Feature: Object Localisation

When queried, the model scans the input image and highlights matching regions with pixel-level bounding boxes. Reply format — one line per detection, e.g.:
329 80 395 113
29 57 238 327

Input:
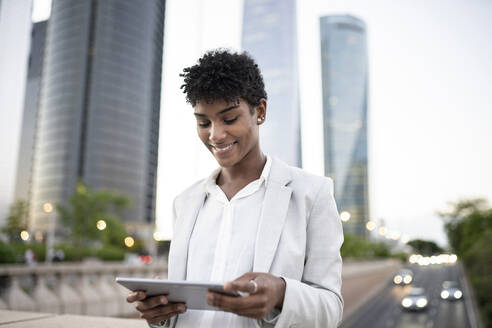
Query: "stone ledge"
0 310 146 328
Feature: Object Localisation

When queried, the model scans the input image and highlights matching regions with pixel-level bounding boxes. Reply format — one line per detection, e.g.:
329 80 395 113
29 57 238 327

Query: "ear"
255 98 267 125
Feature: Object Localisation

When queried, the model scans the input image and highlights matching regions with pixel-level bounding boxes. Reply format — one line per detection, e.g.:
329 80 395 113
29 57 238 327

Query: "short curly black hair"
180 49 267 108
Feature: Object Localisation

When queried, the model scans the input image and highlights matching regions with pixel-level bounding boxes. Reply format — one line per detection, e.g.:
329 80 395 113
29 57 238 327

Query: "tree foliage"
57 181 132 248
407 239 444 256
440 198 492 326
341 233 391 259
1 199 29 242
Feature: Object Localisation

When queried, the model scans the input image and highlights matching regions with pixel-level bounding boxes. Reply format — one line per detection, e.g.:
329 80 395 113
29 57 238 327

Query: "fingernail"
161 296 167 304
179 305 186 312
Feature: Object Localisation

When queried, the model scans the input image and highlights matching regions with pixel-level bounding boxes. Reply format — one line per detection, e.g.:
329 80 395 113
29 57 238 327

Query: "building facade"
14 20 47 204
241 0 302 167
29 0 165 232
320 15 369 236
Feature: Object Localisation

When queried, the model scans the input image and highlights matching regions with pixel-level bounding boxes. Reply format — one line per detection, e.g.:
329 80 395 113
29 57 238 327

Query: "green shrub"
95 245 125 261
341 233 392 259
10 242 46 262
0 241 17 263
391 251 408 263
54 243 92 261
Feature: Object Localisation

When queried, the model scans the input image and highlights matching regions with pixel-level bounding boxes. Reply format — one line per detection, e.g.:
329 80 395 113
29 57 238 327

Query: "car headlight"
416 298 428 308
394 275 403 284
454 290 462 299
403 275 412 284
402 298 412 308
441 290 449 299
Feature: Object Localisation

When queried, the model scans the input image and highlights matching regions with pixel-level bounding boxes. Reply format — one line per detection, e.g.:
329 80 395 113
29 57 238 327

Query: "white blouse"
177 156 272 328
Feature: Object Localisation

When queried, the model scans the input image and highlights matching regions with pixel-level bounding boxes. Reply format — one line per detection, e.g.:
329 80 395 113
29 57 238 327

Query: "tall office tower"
241 0 302 167
14 21 47 205
320 15 369 236
29 0 165 233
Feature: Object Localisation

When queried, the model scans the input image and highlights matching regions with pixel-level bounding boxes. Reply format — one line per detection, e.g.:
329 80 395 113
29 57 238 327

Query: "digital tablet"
116 277 240 311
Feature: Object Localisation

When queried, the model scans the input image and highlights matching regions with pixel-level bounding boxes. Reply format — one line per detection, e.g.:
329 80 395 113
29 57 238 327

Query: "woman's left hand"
206 272 286 319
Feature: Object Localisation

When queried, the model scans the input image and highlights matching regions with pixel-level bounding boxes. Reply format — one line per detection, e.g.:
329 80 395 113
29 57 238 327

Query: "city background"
0 0 491 327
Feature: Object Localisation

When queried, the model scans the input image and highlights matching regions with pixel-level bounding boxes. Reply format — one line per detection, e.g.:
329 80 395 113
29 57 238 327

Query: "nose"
209 122 227 143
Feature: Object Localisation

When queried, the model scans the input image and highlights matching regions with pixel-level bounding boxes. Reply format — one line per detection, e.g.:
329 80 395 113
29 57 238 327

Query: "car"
393 269 413 285
440 281 463 301
401 287 429 311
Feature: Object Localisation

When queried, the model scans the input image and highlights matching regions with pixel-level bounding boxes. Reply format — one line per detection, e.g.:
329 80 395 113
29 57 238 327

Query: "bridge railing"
0 261 168 317
0 259 401 322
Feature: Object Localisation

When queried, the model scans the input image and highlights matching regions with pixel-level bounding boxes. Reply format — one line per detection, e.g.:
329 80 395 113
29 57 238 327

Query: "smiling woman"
193 98 265 176
126 49 344 328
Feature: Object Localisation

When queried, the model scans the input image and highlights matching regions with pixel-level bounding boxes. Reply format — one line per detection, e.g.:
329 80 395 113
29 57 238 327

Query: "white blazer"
167 158 344 328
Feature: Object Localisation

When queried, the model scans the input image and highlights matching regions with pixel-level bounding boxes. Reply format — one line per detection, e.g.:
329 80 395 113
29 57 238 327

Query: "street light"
153 231 165 241
124 236 135 248
340 211 351 222
44 202 55 263
365 221 376 231
96 220 107 231
34 231 43 242
20 230 29 241
378 226 387 236
43 202 53 213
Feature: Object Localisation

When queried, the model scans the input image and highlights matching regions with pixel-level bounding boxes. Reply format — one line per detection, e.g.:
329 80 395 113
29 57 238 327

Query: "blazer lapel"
253 158 293 273
168 190 206 280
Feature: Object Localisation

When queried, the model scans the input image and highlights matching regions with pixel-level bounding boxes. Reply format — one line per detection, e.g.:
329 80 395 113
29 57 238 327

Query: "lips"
211 142 237 156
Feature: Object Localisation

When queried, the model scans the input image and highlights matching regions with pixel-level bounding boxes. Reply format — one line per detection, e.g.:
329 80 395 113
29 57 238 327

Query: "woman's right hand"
127 291 187 325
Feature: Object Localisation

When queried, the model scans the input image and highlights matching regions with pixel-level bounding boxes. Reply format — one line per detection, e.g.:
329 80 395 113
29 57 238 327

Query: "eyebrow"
194 105 239 117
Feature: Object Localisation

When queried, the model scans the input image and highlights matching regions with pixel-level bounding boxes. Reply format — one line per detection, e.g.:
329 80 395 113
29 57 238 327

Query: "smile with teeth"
211 142 236 155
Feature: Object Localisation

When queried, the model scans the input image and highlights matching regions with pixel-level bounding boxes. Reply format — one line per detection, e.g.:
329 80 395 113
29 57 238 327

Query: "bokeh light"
20 230 29 241
124 236 135 248
340 211 351 222
43 202 53 213
96 220 107 230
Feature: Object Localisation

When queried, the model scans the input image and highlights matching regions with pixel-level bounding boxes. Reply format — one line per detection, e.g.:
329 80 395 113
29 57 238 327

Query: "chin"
212 152 242 168
214 157 237 168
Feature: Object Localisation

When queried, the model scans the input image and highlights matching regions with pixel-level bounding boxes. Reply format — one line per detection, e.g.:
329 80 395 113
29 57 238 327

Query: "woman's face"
194 98 265 168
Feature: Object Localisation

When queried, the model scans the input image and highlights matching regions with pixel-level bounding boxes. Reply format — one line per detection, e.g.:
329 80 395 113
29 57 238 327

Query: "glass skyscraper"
29 0 165 232
320 15 369 236
14 21 47 204
241 0 301 167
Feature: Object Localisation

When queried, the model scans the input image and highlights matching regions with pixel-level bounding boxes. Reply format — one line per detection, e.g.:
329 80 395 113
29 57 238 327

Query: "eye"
198 121 210 128
224 116 239 124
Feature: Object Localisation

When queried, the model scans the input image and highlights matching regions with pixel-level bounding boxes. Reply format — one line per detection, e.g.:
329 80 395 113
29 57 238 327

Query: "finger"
127 291 146 303
223 272 257 292
207 291 265 311
140 303 186 320
225 278 259 294
135 295 169 311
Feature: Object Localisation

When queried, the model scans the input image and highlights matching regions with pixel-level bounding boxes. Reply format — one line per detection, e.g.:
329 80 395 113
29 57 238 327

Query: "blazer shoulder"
288 166 334 194
174 178 206 203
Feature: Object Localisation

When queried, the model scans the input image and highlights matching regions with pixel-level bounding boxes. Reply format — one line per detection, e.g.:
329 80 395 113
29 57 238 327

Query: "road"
340 263 470 328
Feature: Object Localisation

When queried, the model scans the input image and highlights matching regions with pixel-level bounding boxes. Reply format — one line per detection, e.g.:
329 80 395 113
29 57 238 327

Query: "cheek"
197 129 209 145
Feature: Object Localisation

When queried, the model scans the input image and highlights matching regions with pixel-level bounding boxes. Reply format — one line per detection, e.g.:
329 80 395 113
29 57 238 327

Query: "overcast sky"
1 0 491 246
157 0 492 246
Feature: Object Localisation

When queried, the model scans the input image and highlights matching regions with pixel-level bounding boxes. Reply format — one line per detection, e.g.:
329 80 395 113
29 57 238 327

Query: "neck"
218 146 266 185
